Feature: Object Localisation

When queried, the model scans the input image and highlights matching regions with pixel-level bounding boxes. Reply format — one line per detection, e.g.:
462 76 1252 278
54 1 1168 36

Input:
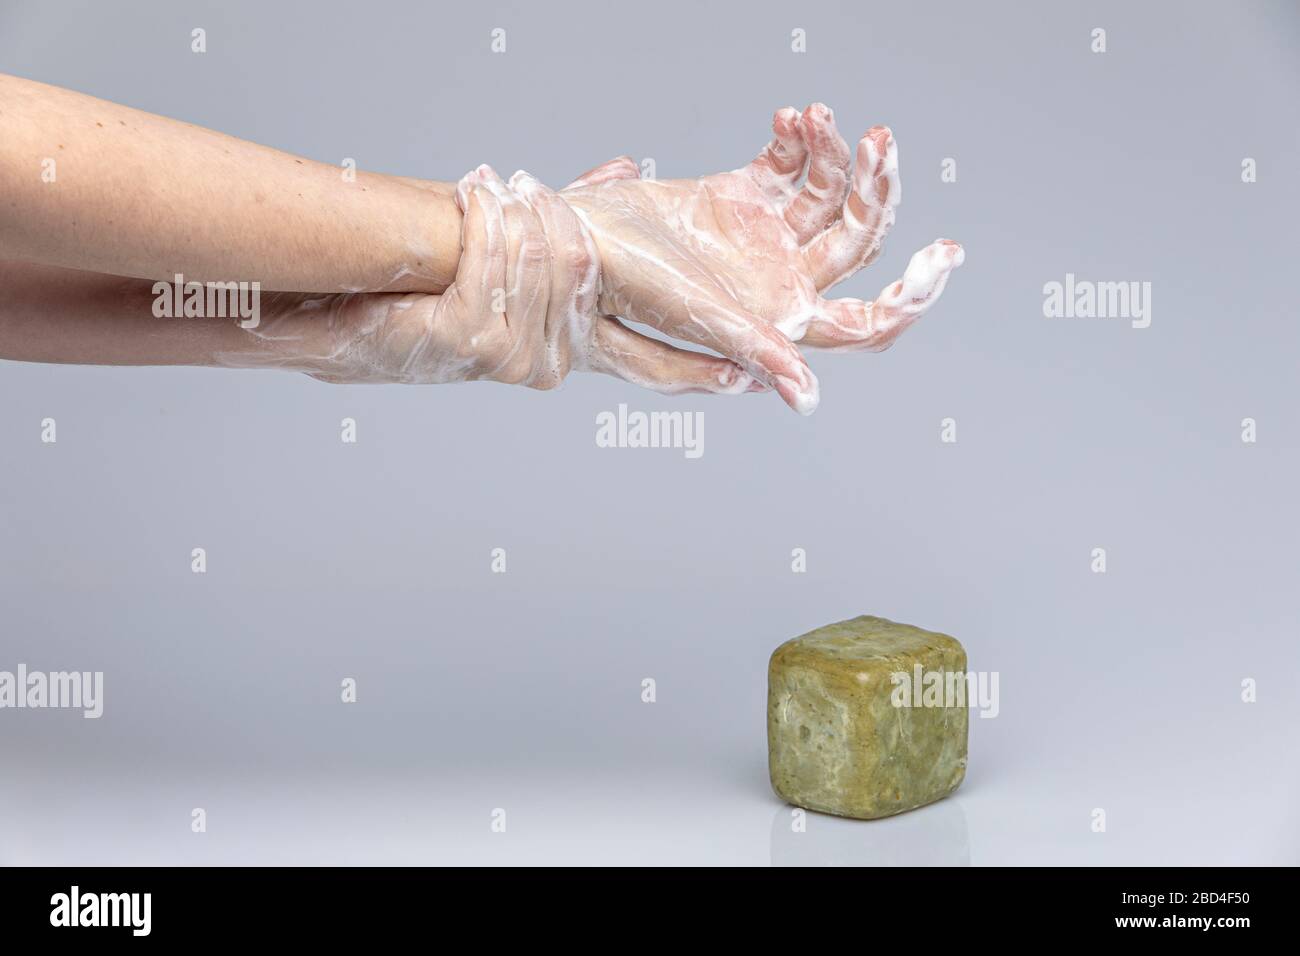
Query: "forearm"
0 73 461 294
0 258 367 373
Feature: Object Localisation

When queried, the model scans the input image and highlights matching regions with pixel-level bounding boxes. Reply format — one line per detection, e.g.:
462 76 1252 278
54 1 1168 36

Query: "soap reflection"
769 797 970 866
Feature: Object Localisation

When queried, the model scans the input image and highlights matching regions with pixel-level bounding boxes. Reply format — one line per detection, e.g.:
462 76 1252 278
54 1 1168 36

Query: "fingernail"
936 239 965 265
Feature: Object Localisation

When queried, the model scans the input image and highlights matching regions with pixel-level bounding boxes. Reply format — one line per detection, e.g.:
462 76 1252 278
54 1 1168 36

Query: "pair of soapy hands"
319 104 964 415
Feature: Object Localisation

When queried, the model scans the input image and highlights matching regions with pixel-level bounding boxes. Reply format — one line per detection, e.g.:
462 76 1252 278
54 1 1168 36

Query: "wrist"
358 175 462 294
210 292 356 378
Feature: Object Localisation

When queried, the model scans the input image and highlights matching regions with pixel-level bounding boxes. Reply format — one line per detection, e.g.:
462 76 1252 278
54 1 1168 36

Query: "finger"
412 169 507 383
660 297 821 414
587 316 769 395
601 263 821 413
803 126 901 291
564 155 641 190
446 167 505 321
473 166 551 384
782 103 852 244
800 240 964 351
742 107 807 202
509 169 600 389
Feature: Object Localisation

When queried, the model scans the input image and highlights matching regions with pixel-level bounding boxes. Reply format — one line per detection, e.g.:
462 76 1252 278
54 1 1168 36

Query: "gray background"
1 0 1297 865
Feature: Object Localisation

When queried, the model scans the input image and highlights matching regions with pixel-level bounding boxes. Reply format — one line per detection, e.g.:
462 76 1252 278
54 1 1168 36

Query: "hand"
562 104 965 414
302 166 760 396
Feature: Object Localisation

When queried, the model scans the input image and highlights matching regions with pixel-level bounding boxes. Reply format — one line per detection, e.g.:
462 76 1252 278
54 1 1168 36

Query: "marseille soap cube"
767 615 968 820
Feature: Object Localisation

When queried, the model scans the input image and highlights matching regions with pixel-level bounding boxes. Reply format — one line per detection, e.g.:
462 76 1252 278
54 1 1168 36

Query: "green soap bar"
767 615 968 820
